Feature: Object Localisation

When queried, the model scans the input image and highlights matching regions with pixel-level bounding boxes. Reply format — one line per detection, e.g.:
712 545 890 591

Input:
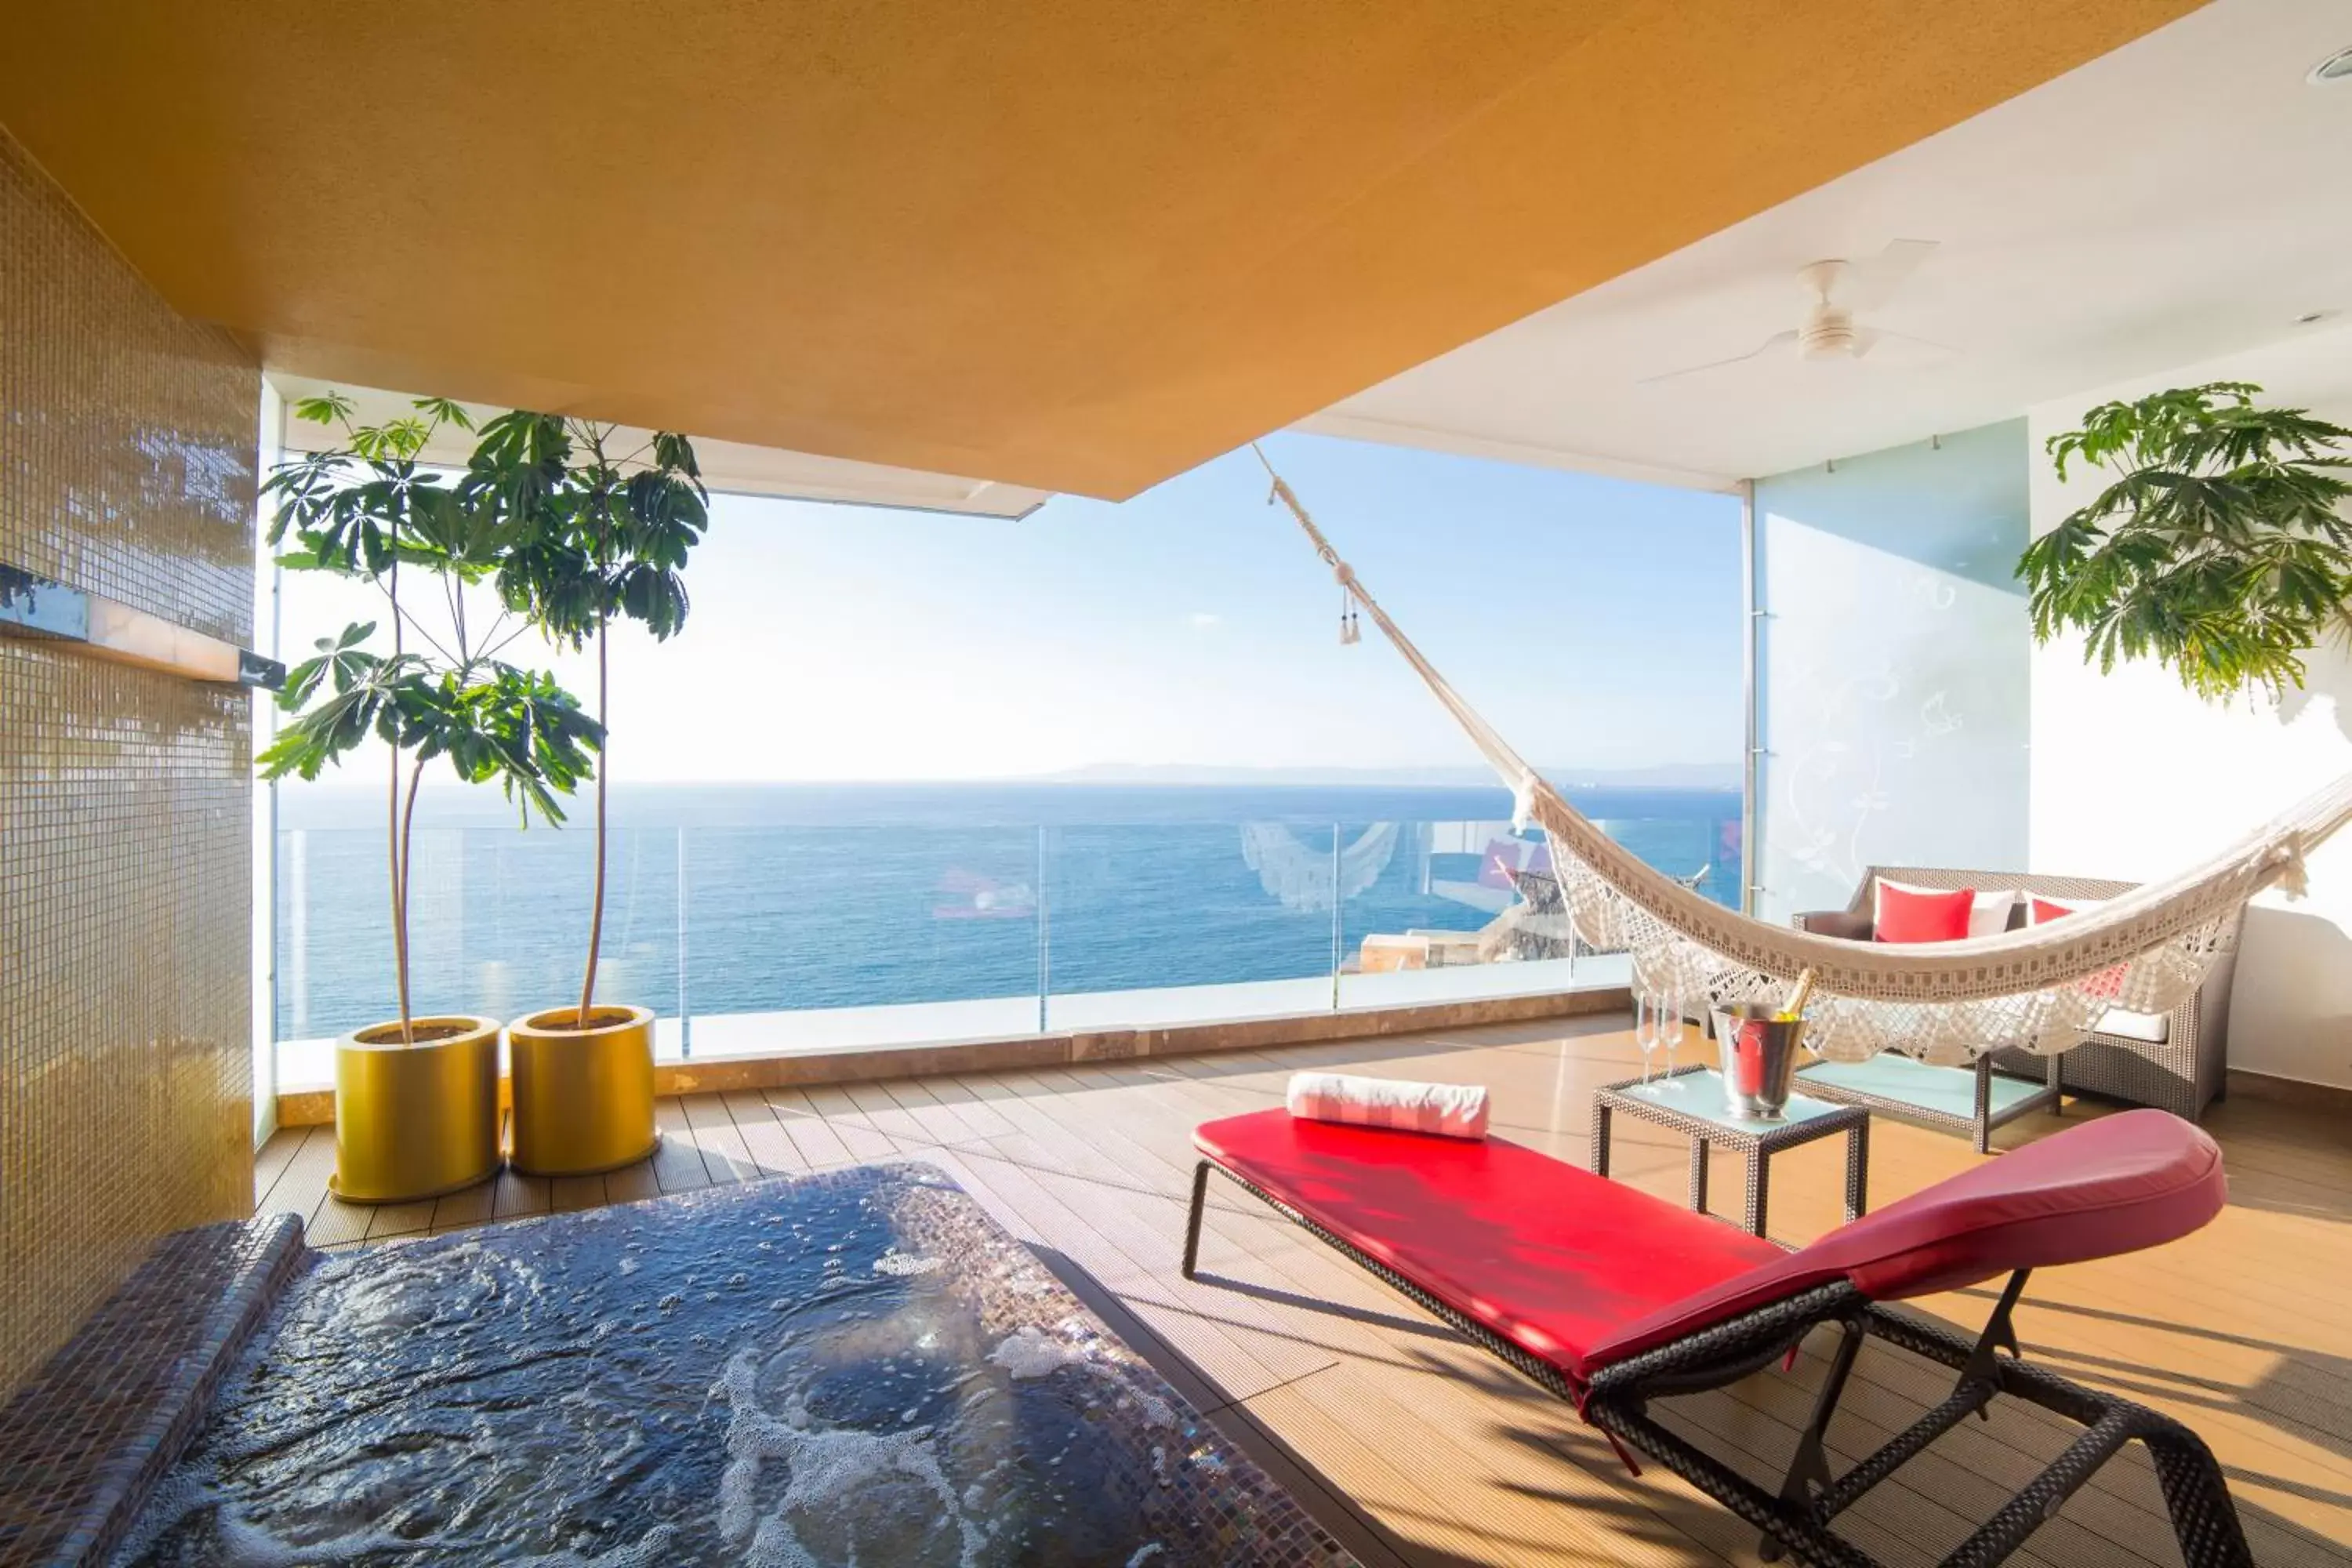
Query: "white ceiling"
268 376 1050 520
1305 0 2352 492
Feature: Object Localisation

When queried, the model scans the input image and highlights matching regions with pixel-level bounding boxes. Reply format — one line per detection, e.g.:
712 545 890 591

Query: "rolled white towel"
1286 1072 1490 1141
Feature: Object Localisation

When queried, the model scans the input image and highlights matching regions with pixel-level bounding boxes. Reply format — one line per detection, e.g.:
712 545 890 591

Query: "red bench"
1186 1105 2248 1567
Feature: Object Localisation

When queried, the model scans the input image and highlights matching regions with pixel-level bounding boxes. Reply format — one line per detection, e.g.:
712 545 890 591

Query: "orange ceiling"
0 2 2202 499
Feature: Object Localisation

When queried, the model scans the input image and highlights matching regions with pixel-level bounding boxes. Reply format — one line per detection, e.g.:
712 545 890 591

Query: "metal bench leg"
2143 1421 2256 1568
1845 1119 1869 1223
1973 1057 1994 1155
1759 1316 1865 1563
1182 1160 1211 1279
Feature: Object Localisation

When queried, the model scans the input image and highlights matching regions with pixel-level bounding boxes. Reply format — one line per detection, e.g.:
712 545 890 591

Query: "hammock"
1257 448 2352 1063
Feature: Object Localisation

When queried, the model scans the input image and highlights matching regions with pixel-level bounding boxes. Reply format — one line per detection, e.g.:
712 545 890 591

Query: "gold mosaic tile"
0 126 260 1397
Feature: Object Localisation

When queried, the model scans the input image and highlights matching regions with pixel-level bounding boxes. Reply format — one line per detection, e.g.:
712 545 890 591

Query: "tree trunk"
395 753 427 1041
389 556 413 1046
390 729 412 1045
578 616 608 1029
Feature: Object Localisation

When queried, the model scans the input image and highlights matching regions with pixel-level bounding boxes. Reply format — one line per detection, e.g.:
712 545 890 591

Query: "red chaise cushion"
1192 1112 1780 1381
1194 1107 2223 1387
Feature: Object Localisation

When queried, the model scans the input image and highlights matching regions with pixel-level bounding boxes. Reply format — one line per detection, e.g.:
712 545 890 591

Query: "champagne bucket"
1712 1005 1806 1119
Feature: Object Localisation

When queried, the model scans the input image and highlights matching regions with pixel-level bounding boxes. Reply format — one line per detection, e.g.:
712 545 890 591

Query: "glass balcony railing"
272 797 1740 1087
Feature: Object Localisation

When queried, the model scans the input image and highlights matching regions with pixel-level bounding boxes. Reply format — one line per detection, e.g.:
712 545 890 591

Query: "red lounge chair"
1185 1106 2249 1567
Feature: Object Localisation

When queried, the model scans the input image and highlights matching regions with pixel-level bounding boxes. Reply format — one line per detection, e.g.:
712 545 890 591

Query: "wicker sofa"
1792 866 2240 1142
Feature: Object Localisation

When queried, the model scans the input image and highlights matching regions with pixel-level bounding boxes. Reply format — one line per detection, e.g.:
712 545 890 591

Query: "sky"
270 430 1744 785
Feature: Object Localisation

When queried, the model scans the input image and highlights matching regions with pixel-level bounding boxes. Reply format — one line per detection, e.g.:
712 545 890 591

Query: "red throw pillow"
2032 896 2126 996
1875 881 1975 943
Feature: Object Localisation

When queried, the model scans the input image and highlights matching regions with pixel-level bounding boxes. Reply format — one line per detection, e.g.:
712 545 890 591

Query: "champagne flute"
1634 991 1661 1083
1657 987 1685 1077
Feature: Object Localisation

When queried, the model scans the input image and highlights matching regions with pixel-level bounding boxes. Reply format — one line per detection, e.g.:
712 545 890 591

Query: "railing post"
1036 824 1051 1034
1329 822 1342 1011
1740 476 1761 916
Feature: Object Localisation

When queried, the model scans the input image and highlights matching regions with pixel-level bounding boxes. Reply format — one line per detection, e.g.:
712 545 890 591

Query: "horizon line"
277 769 1745 792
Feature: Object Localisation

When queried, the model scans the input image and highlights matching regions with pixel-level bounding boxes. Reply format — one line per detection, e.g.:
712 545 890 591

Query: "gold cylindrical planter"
506 1004 658 1177
332 1015 502 1203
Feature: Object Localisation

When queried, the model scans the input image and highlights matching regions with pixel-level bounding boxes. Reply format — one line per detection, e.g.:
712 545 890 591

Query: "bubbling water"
114 1167 1340 1567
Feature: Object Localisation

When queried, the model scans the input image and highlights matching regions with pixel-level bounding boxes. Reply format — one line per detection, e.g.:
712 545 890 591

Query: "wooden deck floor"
255 1018 2352 1567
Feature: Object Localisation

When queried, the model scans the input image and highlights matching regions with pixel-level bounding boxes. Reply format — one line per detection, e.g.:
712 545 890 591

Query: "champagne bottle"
1778 967 1816 1022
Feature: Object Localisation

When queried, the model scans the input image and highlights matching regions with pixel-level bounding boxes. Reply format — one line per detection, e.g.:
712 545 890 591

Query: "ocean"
274 782 1741 1041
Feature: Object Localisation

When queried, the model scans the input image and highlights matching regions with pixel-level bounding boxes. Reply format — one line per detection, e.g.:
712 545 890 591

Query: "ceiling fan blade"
1638 329 1798 385
1846 238 1938 311
1853 327 1958 366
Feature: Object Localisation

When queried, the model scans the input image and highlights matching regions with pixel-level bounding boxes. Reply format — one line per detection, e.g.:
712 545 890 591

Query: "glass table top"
1798 1053 2051 1120
1607 1067 1855 1134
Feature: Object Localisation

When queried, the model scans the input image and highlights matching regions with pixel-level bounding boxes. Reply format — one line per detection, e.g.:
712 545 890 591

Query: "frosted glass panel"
1752 423 2030 922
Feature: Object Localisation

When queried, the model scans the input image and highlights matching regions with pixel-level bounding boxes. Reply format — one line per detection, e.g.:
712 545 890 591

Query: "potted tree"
2020 380 2352 699
262 394 602 1202
467 414 709 1177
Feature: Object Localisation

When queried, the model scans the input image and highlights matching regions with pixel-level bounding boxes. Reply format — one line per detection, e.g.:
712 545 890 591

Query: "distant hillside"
1038 761 1740 791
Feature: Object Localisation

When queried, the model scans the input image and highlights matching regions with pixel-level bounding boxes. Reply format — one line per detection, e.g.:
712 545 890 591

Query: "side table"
1591 1064 1869 1240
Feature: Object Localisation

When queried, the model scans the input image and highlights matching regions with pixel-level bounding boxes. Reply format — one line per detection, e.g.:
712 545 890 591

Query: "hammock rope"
1254 444 2352 1060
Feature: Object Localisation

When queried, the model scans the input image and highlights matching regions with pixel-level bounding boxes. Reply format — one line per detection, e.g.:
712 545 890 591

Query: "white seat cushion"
2095 1007 2171 1044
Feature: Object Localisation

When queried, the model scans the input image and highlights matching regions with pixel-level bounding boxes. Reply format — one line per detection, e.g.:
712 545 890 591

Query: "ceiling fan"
1640 239 1955 385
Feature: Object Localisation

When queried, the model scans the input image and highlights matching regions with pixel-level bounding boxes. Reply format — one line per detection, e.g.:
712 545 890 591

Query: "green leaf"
652 430 704 485
291 391 356 426
413 395 476 431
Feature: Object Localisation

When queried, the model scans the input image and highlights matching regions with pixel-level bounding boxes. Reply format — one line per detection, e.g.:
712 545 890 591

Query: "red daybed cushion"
1194 1107 2223 1386
1192 1112 1777 1381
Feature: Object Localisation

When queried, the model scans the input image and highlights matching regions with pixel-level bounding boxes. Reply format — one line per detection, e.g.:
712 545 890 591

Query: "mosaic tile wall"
0 127 260 1397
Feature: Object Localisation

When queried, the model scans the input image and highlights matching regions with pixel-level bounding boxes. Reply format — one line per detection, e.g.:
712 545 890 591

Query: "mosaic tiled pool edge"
0 1214 307 1566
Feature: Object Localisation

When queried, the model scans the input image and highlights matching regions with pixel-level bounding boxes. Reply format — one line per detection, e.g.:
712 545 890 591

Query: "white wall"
1753 423 2031 923
2028 320 2352 1090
